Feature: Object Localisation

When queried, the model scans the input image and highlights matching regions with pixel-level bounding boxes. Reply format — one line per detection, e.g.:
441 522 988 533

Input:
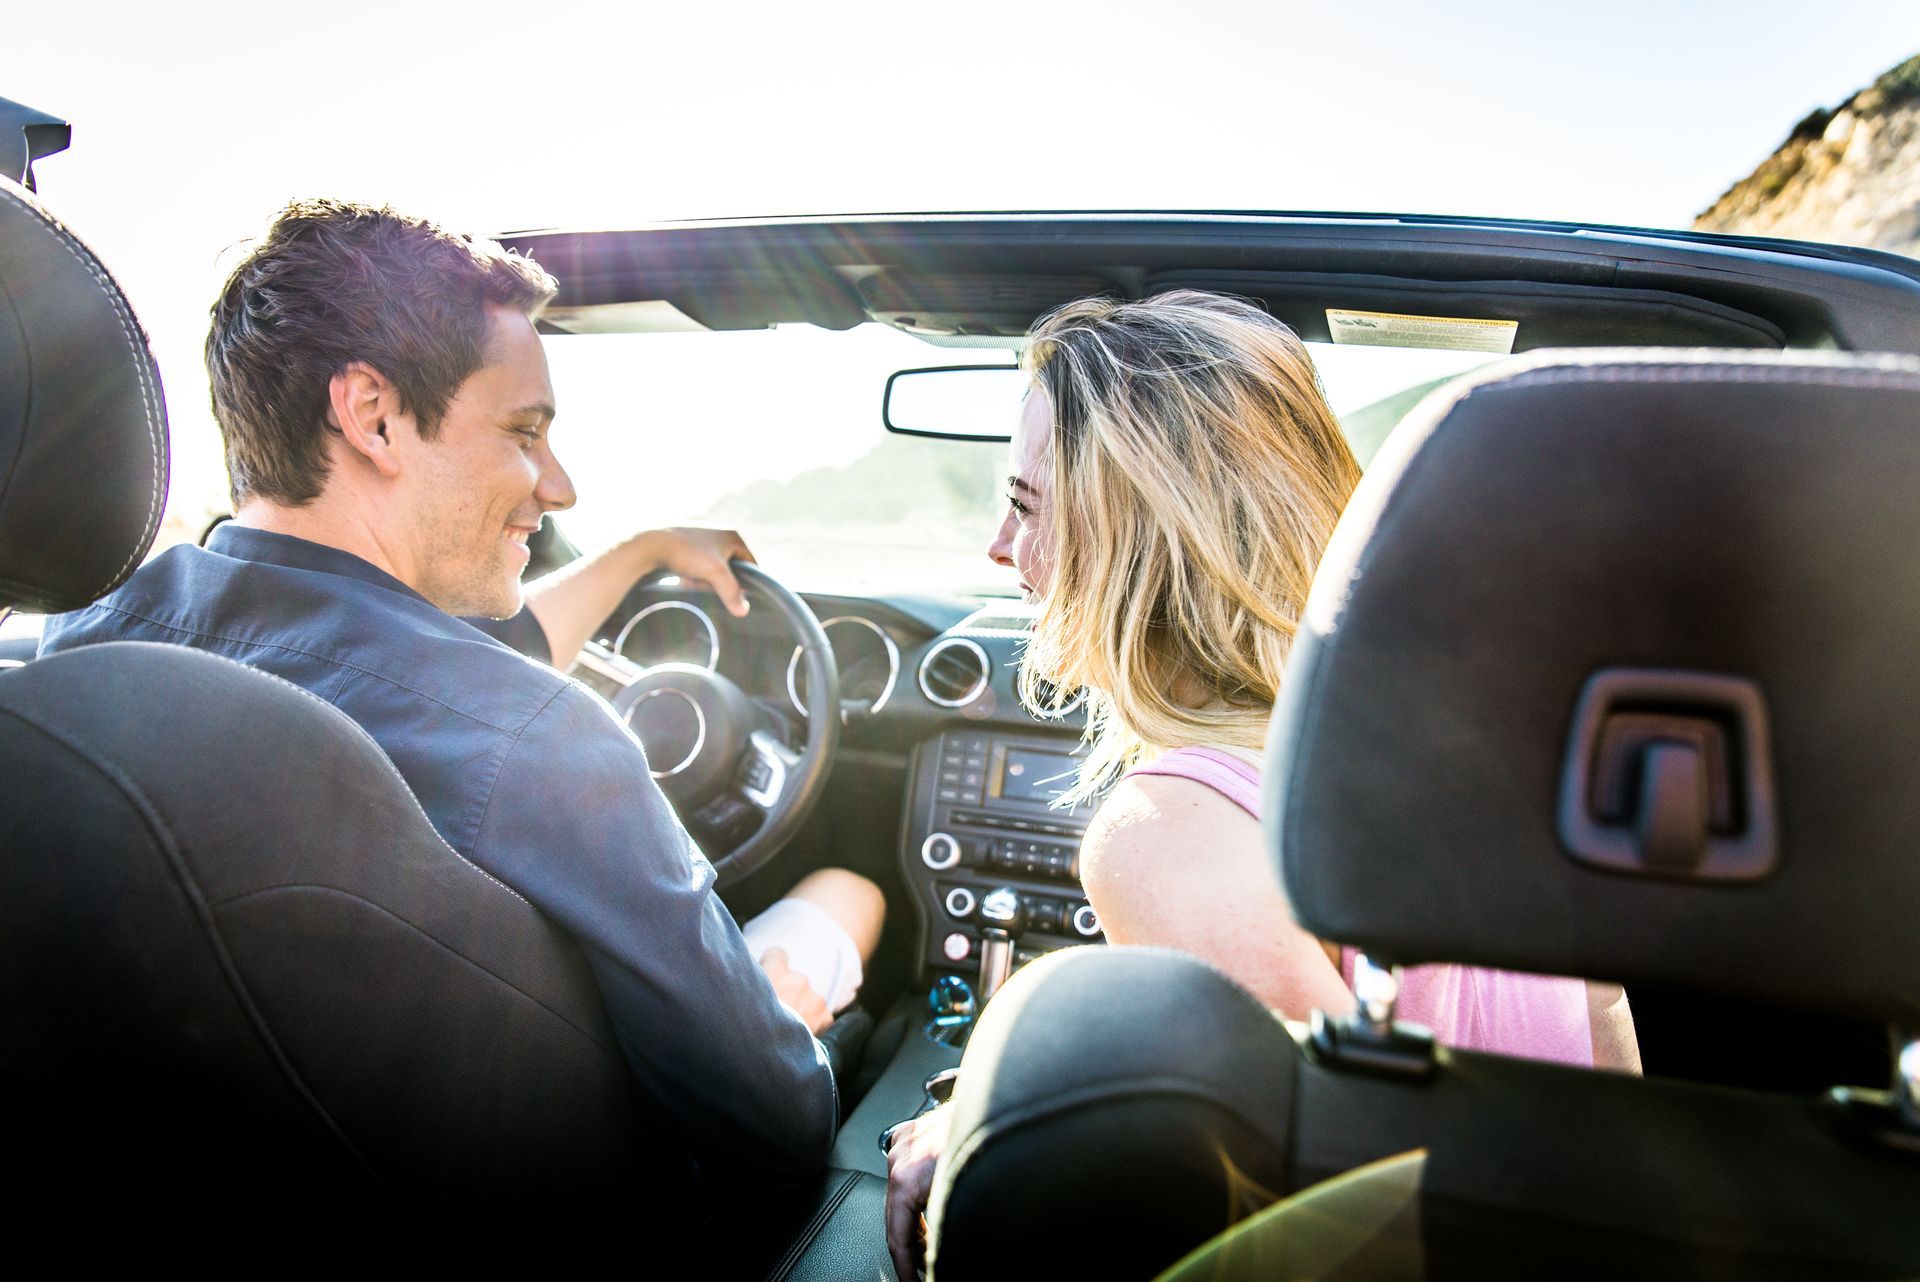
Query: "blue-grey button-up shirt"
40 523 836 1177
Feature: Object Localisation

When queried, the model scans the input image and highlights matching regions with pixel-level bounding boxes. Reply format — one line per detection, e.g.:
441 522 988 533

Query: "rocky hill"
1695 54 1920 254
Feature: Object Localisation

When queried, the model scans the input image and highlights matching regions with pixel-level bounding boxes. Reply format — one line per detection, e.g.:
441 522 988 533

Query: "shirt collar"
205 522 436 608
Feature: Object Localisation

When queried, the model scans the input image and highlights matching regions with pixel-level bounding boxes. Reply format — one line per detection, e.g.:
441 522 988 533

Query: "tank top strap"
1125 745 1264 820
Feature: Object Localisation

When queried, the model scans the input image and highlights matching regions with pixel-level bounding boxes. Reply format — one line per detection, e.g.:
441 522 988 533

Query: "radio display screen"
991 745 1081 807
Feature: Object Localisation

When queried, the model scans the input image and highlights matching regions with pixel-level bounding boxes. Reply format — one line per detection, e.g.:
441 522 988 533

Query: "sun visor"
1152 272 1787 351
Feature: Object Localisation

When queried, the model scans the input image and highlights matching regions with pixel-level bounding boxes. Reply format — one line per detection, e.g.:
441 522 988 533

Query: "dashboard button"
1071 903 1101 938
937 787 961 803
1026 897 1063 933
942 932 973 963
944 886 978 919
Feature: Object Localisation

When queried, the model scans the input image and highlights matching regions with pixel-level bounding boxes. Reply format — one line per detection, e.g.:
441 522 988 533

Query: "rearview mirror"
883 365 1028 442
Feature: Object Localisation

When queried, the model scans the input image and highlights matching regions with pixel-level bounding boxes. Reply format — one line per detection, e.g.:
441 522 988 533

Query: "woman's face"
986 385 1056 601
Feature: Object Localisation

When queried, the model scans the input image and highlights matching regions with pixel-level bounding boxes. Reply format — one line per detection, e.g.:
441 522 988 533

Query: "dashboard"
584 582 1105 992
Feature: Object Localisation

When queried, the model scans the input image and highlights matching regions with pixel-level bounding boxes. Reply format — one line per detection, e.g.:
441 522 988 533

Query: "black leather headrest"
0 177 167 613
1267 350 1920 1027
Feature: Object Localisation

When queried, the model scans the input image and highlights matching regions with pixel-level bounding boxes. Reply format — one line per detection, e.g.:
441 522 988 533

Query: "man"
40 199 883 1181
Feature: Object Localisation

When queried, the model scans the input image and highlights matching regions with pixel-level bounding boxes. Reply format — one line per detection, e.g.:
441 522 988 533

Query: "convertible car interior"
3 99 1917 1274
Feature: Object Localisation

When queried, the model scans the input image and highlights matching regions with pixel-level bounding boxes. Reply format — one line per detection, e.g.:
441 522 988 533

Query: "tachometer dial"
614 600 720 671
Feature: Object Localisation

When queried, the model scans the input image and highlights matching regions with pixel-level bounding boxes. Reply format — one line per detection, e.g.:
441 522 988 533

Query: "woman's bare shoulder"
1081 772 1263 887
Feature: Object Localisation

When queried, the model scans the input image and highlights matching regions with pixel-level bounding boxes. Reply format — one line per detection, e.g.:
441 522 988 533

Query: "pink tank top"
1126 746 1593 1068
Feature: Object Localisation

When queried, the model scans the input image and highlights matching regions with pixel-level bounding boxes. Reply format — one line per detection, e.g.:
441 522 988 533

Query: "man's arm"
522 527 755 671
471 682 837 1178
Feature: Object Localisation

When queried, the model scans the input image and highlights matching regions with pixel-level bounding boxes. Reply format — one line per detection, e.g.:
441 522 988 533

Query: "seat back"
1 644 651 1214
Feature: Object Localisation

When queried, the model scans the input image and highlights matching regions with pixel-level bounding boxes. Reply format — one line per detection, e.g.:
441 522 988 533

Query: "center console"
900 728 1105 984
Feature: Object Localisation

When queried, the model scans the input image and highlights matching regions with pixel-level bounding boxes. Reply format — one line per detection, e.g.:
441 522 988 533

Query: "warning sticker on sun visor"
1326 309 1518 354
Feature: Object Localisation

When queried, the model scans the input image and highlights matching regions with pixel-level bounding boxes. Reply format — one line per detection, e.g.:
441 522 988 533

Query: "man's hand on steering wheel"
522 525 758 670
632 526 755 618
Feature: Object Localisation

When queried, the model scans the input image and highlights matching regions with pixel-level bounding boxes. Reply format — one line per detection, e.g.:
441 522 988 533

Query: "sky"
11 0 1920 549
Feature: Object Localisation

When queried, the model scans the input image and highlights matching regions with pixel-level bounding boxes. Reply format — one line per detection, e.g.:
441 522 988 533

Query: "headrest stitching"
0 185 165 602
1486 355 1920 396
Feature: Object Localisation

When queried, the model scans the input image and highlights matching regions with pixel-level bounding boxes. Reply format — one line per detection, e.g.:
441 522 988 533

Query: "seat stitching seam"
229 662 534 908
0 702 383 1181
38 642 534 908
765 1170 861 1281
0 183 165 599
1496 361 1920 392
944 1079 1292 1183
215 883 624 1059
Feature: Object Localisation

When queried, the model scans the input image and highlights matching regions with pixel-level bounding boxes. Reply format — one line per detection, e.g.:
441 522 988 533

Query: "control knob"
921 831 963 871
1071 902 1101 938
944 886 978 919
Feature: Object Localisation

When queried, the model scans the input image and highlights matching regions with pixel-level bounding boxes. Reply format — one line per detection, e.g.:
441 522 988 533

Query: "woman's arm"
1079 774 1355 1020
1586 981 1642 1073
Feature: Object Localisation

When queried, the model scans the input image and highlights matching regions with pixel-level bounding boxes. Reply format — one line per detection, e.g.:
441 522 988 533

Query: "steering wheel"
583 560 840 887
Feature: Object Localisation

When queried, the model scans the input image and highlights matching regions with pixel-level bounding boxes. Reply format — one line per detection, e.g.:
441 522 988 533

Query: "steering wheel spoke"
574 638 646 688
740 729 799 811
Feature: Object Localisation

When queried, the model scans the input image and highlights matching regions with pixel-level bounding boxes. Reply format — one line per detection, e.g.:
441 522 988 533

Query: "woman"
886 291 1636 1281
991 289 1637 1065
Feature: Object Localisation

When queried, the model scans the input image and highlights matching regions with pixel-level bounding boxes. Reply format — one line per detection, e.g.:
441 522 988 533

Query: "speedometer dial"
788 616 900 716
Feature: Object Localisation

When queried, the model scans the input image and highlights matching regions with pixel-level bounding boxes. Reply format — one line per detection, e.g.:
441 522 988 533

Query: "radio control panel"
901 729 1105 978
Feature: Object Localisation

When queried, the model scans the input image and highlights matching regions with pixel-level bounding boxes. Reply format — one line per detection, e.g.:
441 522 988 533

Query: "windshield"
546 324 1496 598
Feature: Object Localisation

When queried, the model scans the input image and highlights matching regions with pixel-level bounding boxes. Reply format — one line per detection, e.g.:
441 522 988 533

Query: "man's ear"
327 362 405 480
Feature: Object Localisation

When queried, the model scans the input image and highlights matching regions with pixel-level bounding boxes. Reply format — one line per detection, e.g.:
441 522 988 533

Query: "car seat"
927 350 1920 1280
0 176 661 1230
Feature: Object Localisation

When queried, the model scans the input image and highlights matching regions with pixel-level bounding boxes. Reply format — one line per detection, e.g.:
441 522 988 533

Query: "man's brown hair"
205 198 557 505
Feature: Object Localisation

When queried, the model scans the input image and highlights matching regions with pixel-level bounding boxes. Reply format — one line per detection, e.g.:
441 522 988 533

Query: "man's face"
402 305 573 617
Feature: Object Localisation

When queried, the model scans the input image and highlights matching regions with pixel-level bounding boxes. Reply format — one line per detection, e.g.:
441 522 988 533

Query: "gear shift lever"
976 887 1027 1003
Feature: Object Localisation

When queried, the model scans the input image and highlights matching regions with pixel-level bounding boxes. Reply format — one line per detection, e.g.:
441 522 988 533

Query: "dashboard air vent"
917 637 991 707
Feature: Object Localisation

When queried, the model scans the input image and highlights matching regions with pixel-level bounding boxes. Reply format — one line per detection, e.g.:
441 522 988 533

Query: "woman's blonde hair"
1019 290 1362 805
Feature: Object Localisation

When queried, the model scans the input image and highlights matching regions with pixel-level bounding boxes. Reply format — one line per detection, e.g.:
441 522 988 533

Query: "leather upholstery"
931 948 1301 1280
0 642 654 1215
0 176 166 612
933 948 1920 1280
